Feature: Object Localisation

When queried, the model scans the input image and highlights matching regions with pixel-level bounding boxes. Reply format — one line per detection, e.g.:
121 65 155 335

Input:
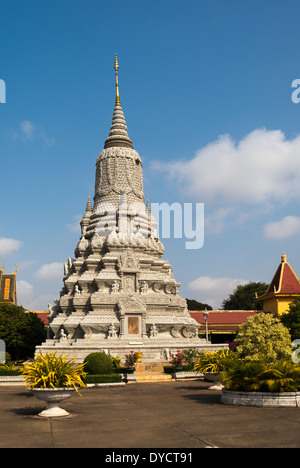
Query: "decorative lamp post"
203 308 209 342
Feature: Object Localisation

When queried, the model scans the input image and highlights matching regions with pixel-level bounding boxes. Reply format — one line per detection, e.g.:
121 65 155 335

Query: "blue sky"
1 0 300 309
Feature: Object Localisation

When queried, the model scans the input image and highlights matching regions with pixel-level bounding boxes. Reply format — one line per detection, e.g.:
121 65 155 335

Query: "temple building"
256 253 300 315
37 56 222 362
0 261 17 305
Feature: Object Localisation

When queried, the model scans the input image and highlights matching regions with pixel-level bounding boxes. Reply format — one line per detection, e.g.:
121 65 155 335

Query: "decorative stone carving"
117 249 139 272
111 281 120 293
140 281 148 294
107 323 118 339
149 323 158 338
36 61 207 363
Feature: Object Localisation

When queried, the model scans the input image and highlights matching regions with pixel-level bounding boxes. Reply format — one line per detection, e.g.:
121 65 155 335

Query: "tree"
235 312 292 362
221 282 269 310
0 304 46 360
281 299 300 341
186 299 212 311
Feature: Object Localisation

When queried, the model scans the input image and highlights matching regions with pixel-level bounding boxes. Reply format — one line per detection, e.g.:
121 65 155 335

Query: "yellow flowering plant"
193 349 235 374
22 352 87 394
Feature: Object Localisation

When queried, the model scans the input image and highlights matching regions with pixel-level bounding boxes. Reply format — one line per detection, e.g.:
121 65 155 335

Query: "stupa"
37 56 209 362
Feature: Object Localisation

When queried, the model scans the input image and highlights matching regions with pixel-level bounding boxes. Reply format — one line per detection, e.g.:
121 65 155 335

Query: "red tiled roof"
258 254 300 300
190 310 257 332
27 311 49 326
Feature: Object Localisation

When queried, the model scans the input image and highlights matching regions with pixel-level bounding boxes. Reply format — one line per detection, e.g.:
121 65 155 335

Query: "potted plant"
22 352 86 417
125 351 138 367
220 359 300 407
123 352 138 382
194 349 234 390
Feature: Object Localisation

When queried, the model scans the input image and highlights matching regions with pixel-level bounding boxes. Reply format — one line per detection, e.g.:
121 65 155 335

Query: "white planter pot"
221 389 300 407
31 388 75 417
204 372 223 390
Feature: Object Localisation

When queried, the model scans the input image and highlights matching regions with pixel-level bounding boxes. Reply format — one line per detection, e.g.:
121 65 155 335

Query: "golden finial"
281 253 287 263
14 264 18 276
114 54 121 106
0 260 4 274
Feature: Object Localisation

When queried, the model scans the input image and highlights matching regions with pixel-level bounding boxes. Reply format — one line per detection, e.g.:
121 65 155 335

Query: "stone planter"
31 387 75 417
173 371 199 380
221 389 300 407
204 372 223 390
122 373 137 382
0 376 25 386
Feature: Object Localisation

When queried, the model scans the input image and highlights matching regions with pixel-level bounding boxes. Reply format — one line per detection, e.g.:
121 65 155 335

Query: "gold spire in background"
114 54 121 106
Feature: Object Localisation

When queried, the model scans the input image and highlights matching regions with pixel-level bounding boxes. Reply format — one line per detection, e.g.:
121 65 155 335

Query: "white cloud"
13 120 55 146
26 294 55 311
67 215 82 233
20 120 35 139
35 262 63 281
17 280 34 301
153 128 300 206
18 260 38 271
205 208 233 235
263 216 300 240
0 238 23 256
188 275 248 309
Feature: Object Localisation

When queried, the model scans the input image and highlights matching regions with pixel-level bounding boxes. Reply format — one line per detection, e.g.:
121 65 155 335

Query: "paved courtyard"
0 380 300 448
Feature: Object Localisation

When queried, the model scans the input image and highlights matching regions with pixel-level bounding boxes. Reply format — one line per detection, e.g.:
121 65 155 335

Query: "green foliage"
163 365 194 374
83 352 114 375
181 348 202 365
193 349 236 374
84 374 122 384
221 360 300 393
22 353 87 393
281 298 300 341
186 299 212 311
114 367 135 374
235 312 292 362
124 351 138 367
111 356 121 368
221 282 269 310
0 304 46 360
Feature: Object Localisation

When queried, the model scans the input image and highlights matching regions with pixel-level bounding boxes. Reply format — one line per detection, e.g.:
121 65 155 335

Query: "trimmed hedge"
84 373 122 384
114 367 135 374
0 369 22 376
164 364 194 374
84 352 114 375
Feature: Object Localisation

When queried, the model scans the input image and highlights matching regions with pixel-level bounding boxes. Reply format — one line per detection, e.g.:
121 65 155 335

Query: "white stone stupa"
37 56 211 362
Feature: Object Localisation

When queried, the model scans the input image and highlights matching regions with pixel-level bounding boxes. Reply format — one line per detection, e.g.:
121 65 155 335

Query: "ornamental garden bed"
220 359 300 407
221 389 300 407
163 365 198 379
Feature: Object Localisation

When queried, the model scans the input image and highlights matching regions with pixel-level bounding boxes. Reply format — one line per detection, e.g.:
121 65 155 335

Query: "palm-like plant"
221 360 300 393
22 352 86 394
194 349 234 374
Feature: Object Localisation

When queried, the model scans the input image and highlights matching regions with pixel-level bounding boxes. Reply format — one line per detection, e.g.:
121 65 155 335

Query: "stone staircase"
134 362 173 383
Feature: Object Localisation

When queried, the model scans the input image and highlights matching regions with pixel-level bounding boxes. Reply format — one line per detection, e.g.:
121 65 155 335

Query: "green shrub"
83 352 114 375
163 364 194 374
221 360 300 393
114 367 135 374
235 312 292 362
0 368 22 376
84 374 122 384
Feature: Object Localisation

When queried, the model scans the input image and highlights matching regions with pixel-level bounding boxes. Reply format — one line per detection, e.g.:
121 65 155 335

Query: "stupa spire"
114 54 121 107
104 54 133 150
